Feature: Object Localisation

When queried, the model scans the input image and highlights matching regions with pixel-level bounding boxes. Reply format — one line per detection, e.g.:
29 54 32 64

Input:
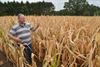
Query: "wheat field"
0 16 100 67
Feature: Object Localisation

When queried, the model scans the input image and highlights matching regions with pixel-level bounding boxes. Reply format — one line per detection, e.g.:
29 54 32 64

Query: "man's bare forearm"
31 24 39 32
32 26 38 32
8 34 22 43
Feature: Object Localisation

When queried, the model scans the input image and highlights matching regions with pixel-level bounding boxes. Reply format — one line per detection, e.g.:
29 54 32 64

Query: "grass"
0 16 100 67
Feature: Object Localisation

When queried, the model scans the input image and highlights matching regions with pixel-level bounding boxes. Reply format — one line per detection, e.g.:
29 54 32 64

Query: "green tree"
64 0 89 15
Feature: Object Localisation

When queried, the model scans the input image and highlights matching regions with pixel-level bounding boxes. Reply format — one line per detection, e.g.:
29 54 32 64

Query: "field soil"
0 46 13 67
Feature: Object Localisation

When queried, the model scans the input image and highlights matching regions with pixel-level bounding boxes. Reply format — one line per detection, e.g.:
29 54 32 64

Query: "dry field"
0 16 100 67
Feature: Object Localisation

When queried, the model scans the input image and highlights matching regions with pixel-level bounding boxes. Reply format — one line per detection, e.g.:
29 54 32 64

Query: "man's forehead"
20 16 25 18
18 14 25 18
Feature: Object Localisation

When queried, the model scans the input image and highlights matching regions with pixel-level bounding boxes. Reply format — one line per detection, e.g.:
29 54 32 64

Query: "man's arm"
8 34 22 44
31 23 39 32
8 24 23 44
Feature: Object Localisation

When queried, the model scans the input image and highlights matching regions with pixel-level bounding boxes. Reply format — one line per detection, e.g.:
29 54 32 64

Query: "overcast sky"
0 0 100 11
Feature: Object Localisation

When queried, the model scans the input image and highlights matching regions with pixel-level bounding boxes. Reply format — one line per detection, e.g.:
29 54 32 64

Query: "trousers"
24 44 32 65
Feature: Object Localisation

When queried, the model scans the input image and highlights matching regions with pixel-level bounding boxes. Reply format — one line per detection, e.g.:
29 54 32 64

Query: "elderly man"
8 14 39 65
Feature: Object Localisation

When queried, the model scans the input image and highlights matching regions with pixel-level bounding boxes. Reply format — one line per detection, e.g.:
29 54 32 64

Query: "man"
8 14 39 65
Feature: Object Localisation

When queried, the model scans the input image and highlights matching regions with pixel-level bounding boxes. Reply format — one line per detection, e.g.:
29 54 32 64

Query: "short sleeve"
9 26 17 36
28 23 33 30
30 24 33 30
26 22 34 31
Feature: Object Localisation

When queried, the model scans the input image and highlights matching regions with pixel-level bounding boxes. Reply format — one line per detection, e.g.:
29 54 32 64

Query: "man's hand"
15 38 23 43
8 34 23 44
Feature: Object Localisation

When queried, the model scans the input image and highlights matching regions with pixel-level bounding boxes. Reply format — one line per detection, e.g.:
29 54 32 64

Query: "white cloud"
88 0 100 6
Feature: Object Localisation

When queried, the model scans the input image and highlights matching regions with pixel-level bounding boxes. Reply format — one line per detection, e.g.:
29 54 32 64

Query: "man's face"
18 15 25 24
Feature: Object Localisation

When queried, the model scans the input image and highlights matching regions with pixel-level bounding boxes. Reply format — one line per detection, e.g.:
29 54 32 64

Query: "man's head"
18 13 25 24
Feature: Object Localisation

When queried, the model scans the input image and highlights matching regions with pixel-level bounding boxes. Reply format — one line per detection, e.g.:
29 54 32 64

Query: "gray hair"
18 13 25 18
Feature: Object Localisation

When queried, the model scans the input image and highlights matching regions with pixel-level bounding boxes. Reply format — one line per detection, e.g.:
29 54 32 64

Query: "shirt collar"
19 23 26 27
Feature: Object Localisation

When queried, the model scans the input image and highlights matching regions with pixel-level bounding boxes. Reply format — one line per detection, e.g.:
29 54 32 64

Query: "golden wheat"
0 16 100 67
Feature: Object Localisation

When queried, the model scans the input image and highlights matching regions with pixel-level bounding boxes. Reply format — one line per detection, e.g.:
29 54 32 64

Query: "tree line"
55 0 100 16
0 0 100 16
0 1 55 16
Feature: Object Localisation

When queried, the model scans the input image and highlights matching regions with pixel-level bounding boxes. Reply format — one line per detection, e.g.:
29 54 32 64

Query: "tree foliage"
61 0 100 16
0 0 100 16
0 1 55 16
